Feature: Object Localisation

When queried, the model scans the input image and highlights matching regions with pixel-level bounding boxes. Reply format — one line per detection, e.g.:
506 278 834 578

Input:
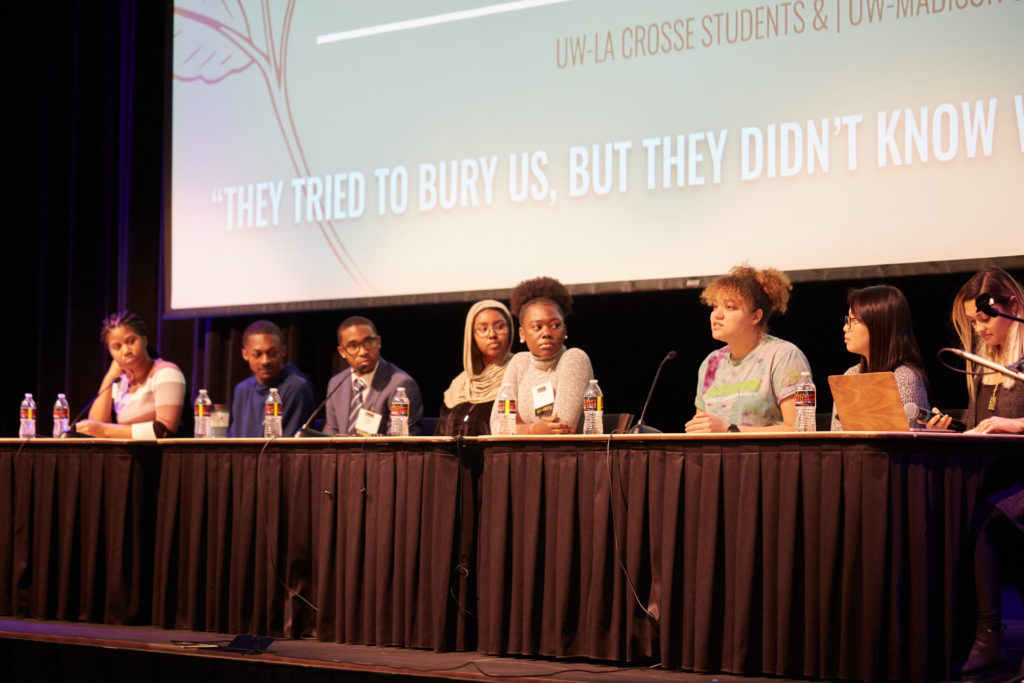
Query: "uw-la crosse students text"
488 276 594 435
830 285 930 431
685 264 811 433
75 311 186 438
435 300 514 436
926 267 1024 676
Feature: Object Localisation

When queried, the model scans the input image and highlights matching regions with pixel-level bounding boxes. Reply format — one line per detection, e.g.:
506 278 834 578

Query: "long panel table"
0 433 1018 681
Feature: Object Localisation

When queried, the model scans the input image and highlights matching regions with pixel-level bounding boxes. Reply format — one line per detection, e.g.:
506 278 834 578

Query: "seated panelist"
228 319 315 438
830 285 930 431
436 299 514 436
488 277 593 435
76 311 186 439
685 264 811 433
324 316 423 436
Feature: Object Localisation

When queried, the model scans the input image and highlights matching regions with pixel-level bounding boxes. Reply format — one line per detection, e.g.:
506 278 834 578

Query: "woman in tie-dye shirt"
684 264 811 433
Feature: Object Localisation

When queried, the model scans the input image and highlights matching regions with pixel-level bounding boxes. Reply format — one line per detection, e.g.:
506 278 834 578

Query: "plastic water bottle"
389 387 410 437
794 371 816 432
264 387 283 438
19 393 37 438
52 393 70 437
495 382 517 436
194 389 213 438
583 379 604 435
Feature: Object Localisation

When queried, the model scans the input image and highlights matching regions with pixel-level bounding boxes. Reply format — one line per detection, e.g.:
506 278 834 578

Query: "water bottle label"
194 405 210 417
21 408 35 420
795 388 815 407
390 402 409 417
584 396 603 412
497 398 517 415
53 408 69 420
265 403 281 417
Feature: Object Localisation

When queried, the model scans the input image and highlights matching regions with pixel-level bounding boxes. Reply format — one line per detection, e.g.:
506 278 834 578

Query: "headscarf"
443 299 513 408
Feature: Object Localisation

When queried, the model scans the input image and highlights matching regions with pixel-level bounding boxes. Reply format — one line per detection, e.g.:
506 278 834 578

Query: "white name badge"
532 381 555 417
354 408 383 436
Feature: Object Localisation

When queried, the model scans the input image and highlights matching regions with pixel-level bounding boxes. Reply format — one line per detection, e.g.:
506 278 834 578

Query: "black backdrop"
7 1 1022 438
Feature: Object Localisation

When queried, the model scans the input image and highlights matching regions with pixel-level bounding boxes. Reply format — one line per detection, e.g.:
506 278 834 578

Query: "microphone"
630 350 677 434
975 293 1024 323
63 377 121 437
904 402 966 432
295 377 346 437
941 347 1024 384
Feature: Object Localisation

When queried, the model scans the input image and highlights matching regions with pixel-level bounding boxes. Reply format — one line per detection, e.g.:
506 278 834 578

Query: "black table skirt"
1 434 1018 681
474 435 1009 681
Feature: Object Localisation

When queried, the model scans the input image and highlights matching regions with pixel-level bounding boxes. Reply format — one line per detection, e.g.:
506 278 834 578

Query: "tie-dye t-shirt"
694 335 811 427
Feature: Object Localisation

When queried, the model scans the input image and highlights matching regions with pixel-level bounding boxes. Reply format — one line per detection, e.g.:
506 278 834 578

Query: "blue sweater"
228 363 315 437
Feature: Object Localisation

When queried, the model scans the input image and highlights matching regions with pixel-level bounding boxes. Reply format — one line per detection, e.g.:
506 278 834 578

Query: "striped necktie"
347 377 365 435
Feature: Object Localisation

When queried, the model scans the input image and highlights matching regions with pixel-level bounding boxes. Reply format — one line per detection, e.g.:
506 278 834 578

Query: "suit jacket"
323 357 424 436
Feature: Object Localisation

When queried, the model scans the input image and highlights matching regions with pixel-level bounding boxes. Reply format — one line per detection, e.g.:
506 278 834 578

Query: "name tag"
354 408 383 436
532 381 554 417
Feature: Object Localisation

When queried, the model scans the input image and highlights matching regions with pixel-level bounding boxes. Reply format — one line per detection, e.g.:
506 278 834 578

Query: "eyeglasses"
473 321 509 336
341 336 380 354
843 315 862 327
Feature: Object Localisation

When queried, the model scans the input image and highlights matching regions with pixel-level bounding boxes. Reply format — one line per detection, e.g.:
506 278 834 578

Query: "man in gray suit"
323 316 423 436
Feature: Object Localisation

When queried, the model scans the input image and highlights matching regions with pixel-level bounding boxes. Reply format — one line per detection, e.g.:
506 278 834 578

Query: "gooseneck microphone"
630 350 677 434
295 376 347 437
63 377 122 437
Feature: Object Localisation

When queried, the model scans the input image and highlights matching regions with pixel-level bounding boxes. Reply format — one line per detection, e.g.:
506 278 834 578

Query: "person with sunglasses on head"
324 315 423 436
436 300 514 436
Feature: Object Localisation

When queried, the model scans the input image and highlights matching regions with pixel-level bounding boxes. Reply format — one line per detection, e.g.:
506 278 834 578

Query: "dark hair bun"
510 276 573 319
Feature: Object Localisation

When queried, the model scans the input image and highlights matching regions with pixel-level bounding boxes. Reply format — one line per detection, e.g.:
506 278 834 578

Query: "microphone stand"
941 348 1024 384
295 377 347 437
630 351 677 434
63 377 121 438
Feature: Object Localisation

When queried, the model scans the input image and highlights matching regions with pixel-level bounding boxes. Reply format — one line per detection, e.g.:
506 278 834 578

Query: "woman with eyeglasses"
927 267 1024 676
489 277 593 435
435 300 514 436
830 285 930 430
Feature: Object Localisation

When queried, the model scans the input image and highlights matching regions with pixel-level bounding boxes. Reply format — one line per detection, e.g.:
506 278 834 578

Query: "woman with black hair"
76 311 186 438
830 285 930 430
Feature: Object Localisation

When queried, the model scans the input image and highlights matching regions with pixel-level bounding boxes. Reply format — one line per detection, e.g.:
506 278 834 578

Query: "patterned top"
829 363 930 431
112 362 187 436
694 335 811 427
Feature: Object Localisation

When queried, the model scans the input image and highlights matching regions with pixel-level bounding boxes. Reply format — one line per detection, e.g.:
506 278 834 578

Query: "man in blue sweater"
228 320 315 437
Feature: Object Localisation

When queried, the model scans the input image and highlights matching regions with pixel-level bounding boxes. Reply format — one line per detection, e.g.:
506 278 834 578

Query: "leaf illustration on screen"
173 0 375 294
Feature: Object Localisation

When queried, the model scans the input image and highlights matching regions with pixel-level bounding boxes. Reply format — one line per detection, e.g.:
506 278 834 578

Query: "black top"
435 400 494 437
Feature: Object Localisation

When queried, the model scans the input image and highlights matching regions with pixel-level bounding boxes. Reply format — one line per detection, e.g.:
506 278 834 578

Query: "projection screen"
168 0 1024 316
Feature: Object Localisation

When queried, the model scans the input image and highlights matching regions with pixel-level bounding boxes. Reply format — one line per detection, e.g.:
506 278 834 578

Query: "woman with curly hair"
685 264 812 433
75 311 187 438
488 276 594 435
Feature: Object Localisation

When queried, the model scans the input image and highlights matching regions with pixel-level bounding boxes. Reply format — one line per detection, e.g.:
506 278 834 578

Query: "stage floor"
1 614 1022 683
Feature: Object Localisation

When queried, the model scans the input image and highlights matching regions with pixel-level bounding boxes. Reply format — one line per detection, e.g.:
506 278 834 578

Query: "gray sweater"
489 347 594 433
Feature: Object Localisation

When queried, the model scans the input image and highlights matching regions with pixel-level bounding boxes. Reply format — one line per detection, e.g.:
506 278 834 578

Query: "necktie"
348 377 365 435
